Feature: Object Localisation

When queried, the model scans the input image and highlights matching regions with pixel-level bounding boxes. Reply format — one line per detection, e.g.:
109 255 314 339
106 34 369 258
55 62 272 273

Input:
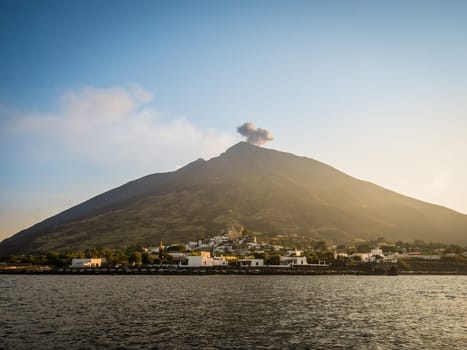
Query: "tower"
159 240 163 259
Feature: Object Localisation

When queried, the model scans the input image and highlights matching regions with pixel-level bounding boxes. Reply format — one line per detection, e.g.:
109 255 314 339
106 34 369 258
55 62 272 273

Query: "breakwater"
3 261 467 275
0 263 401 275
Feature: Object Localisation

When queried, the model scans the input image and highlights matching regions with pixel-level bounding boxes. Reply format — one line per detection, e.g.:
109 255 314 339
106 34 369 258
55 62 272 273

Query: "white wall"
71 258 102 268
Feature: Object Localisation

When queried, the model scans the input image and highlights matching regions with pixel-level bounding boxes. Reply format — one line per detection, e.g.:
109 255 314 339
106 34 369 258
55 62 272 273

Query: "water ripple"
0 275 466 349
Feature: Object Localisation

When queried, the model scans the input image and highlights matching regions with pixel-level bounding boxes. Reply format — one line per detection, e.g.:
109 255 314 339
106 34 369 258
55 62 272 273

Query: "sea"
0 275 465 350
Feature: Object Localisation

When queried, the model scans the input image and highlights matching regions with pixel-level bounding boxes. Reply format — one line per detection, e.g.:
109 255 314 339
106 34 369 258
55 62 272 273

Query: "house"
237 258 264 267
286 249 302 257
200 251 211 258
383 254 398 263
168 252 187 264
186 241 198 250
246 242 260 250
370 248 384 257
280 256 308 266
71 258 103 268
212 257 228 266
187 255 212 267
186 251 221 267
187 254 227 267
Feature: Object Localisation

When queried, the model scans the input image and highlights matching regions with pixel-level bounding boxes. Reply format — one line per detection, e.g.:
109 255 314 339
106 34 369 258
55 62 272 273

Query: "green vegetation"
0 245 157 268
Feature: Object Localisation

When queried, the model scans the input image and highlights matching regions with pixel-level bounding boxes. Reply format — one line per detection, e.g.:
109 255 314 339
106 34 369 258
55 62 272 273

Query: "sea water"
0 275 465 349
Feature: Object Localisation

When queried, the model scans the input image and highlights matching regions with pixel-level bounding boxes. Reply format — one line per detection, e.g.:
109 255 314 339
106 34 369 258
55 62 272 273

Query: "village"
2 230 466 275
69 232 425 270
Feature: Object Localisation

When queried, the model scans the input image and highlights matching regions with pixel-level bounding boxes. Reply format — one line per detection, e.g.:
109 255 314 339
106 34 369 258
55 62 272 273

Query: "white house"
212 257 228 266
187 255 212 267
370 248 384 257
286 249 302 257
186 241 198 250
237 258 264 267
187 252 218 267
383 254 399 263
71 258 102 268
280 256 308 266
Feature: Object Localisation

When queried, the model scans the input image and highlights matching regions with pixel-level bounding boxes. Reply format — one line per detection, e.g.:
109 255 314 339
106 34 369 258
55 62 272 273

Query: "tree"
446 244 462 254
303 251 317 264
106 249 128 267
356 244 370 253
265 254 281 265
46 251 71 267
313 240 327 251
167 245 186 253
142 252 153 265
333 255 349 267
159 252 174 264
381 245 394 254
129 252 142 266
125 244 139 256
352 255 362 262
84 248 98 258
318 250 335 263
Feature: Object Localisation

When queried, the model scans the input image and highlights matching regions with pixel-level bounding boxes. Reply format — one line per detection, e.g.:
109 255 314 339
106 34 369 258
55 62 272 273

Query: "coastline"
1 265 466 276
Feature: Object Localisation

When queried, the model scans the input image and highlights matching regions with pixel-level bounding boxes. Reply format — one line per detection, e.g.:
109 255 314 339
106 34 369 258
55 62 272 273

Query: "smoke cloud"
237 122 274 146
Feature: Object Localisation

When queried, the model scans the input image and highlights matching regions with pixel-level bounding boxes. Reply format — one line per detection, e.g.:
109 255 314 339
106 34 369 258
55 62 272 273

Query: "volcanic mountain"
1 142 466 255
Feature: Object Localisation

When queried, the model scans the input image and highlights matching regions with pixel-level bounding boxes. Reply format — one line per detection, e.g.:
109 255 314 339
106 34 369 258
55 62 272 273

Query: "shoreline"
1 265 466 276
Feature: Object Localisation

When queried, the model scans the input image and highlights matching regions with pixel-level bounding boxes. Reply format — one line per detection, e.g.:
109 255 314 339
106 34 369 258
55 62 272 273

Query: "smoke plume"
237 122 274 146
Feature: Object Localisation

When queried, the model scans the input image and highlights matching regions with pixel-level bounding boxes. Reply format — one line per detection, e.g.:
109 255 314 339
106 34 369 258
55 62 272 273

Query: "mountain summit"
1 142 466 255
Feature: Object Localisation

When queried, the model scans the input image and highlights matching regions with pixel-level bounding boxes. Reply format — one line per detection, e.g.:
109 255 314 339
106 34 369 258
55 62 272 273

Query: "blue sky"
1 0 467 241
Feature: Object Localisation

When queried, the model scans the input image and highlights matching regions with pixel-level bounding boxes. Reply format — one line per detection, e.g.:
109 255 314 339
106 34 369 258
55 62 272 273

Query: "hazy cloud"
237 122 274 146
2 85 235 171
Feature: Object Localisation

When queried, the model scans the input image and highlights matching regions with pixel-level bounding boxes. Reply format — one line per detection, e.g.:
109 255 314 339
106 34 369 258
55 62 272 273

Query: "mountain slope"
1 142 466 255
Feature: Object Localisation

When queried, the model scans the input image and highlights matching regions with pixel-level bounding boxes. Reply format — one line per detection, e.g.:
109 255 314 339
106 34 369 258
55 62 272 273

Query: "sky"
1 0 467 242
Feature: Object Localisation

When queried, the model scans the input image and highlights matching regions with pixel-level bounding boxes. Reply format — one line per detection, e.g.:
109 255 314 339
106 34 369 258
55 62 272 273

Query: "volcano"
1 142 466 255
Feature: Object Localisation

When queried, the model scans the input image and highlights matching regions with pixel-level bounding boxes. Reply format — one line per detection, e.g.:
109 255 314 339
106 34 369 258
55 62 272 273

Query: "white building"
280 256 308 266
147 246 163 254
383 254 399 263
187 255 212 267
350 249 399 263
187 253 228 267
186 251 227 267
186 241 198 250
286 249 302 257
237 258 264 267
212 257 228 266
370 248 384 257
71 258 102 268
246 242 260 249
